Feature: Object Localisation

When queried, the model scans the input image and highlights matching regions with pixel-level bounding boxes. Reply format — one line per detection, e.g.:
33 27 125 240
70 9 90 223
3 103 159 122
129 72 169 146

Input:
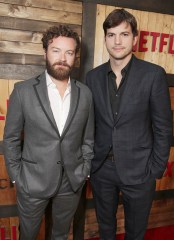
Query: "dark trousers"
90 159 156 240
17 172 82 240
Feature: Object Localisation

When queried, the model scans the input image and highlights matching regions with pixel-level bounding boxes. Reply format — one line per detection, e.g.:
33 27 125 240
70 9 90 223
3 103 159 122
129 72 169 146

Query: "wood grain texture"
0 64 45 80
0 53 45 65
0 0 82 13
0 16 81 34
0 2 82 25
0 40 43 55
79 0 174 15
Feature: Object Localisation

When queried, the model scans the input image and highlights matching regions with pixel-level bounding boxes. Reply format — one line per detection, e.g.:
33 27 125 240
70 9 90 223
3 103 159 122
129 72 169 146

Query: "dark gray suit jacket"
3 72 94 198
86 55 172 185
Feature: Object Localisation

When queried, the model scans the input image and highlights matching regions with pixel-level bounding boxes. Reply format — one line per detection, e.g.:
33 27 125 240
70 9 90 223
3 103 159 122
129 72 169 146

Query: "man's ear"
44 51 46 60
133 35 138 47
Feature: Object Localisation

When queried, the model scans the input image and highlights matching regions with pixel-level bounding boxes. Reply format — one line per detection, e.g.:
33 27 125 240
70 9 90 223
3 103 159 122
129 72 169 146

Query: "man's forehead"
107 22 132 32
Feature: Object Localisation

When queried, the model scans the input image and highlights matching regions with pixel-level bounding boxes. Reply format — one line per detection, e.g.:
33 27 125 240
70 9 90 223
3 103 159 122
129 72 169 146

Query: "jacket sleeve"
81 92 94 176
150 67 172 179
3 84 24 182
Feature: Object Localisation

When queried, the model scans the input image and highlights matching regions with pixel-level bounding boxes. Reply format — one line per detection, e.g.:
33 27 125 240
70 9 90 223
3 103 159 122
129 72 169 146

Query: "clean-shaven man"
86 9 172 240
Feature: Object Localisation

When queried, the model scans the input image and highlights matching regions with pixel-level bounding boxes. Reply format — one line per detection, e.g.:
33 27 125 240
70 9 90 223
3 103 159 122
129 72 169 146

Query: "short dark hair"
42 25 80 53
103 8 138 37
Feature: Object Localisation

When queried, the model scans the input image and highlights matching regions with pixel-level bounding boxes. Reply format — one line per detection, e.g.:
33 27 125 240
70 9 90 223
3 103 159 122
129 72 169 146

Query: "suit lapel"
61 79 80 140
33 72 60 137
100 63 114 125
115 56 139 124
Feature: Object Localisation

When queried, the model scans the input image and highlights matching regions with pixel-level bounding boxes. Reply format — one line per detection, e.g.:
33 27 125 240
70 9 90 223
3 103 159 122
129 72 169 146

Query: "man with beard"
86 9 172 240
3 25 94 240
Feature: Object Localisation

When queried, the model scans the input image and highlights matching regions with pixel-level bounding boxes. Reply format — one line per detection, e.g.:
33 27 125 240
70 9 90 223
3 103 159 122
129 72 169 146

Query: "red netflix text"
0 226 17 240
133 31 174 53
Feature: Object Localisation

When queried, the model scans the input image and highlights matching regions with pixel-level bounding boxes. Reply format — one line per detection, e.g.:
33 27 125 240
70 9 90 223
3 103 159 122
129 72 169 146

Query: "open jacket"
86 55 172 185
3 72 94 198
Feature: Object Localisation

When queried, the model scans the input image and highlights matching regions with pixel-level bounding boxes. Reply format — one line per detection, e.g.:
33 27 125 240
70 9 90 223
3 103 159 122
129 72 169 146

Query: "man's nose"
114 35 121 44
60 52 66 61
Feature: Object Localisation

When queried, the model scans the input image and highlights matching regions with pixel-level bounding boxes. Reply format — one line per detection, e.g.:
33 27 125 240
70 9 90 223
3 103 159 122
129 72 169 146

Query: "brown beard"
46 60 72 80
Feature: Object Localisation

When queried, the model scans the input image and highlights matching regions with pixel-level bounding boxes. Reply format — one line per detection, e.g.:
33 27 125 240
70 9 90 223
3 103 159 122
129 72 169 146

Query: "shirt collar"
108 55 133 75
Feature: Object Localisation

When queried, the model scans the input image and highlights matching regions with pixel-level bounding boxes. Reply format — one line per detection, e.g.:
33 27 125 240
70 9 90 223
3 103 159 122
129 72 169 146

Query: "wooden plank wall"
1 1 174 240
0 1 82 240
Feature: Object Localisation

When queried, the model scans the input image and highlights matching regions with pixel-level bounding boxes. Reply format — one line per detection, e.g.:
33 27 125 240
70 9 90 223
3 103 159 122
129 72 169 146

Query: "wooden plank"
0 0 82 13
142 12 157 63
0 218 11 237
0 78 22 139
0 3 82 25
0 79 8 140
158 14 172 72
0 79 8 114
9 217 19 240
0 52 45 66
0 40 43 55
135 10 149 60
102 6 114 63
148 199 174 228
0 16 82 34
148 13 164 66
0 28 42 43
0 155 16 205
93 4 106 68
165 15 174 74
0 64 45 80
169 87 174 110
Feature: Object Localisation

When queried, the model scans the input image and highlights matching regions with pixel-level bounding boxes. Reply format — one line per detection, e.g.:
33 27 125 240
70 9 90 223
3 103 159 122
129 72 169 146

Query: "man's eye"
122 33 129 37
108 34 114 37
67 52 74 56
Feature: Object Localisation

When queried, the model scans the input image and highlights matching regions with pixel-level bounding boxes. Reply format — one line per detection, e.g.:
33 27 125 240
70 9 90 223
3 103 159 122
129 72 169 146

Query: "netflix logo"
164 161 174 177
133 31 174 53
0 226 17 240
0 116 5 120
0 100 8 121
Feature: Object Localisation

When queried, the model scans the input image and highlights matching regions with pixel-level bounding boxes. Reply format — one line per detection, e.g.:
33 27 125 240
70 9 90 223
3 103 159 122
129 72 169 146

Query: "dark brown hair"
42 25 80 53
103 8 138 37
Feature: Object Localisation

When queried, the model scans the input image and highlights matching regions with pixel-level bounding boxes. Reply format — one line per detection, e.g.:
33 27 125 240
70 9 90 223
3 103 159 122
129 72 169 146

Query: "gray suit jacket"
3 72 94 198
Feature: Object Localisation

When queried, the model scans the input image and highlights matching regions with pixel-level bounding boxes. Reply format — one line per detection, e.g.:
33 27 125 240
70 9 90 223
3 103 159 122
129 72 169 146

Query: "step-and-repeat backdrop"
0 3 174 240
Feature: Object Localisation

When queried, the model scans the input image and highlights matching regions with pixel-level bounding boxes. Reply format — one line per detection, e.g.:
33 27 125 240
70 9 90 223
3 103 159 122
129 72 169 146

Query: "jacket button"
57 161 61 164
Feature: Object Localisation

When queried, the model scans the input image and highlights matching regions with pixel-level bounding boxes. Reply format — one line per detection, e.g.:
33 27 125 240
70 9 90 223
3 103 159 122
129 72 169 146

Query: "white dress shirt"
46 71 71 136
